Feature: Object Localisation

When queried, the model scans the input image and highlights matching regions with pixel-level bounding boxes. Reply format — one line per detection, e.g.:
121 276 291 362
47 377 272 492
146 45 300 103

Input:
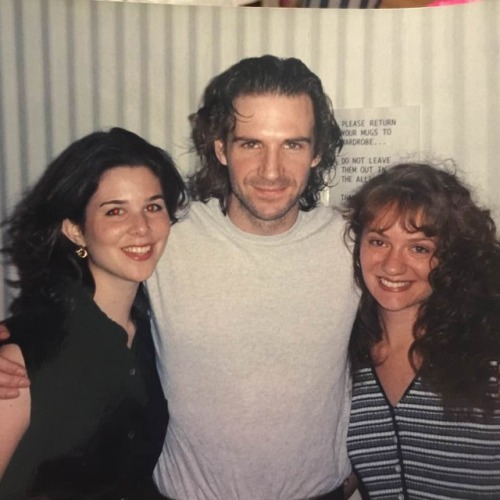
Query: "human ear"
61 219 86 247
214 140 228 166
311 154 321 168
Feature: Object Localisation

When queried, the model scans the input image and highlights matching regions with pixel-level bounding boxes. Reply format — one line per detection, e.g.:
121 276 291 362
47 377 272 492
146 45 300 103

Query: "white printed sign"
324 106 421 206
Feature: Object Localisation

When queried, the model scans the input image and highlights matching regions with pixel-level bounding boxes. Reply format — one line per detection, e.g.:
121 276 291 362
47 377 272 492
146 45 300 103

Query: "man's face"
214 93 320 236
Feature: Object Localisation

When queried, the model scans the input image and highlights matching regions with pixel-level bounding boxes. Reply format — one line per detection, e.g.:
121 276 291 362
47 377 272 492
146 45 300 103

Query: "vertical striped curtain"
0 0 499 316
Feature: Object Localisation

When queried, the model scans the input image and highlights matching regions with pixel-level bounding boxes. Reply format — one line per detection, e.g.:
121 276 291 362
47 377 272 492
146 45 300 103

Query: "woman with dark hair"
344 163 500 499
0 127 187 499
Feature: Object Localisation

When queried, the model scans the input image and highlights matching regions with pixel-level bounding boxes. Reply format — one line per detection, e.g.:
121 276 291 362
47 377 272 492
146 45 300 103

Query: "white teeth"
123 245 151 254
379 277 409 289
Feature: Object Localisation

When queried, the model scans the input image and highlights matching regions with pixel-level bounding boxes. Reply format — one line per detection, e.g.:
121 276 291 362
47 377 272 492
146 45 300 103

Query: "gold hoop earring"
76 246 88 259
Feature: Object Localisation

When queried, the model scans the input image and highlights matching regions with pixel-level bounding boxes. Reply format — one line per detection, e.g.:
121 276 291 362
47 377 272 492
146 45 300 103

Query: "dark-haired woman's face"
71 166 170 292
359 211 437 321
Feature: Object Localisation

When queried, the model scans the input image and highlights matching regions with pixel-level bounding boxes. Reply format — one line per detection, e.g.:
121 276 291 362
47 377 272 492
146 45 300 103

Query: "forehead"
366 205 428 233
93 166 160 196
232 93 315 136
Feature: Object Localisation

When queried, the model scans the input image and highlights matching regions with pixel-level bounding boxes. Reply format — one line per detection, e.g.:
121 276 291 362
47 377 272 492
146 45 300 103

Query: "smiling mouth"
252 185 289 198
379 277 411 290
122 245 152 254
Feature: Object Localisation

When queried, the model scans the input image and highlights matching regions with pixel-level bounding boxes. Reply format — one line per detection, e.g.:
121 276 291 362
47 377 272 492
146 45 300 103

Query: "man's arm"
0 324 30 399
344 473 360 499
0 343 30 478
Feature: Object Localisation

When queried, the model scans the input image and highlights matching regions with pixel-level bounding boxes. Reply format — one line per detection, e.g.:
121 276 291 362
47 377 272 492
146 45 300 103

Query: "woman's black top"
0 283 168 500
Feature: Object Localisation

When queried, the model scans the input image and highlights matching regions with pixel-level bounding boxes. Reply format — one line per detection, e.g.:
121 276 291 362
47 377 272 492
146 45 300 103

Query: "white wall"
0 0 499 315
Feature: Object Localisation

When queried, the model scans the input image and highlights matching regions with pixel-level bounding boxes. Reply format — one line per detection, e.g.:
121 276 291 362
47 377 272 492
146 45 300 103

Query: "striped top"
347 367 500 499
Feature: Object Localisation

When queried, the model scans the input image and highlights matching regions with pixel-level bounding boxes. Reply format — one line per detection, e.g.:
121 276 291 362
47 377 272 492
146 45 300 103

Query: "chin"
255 205 295 221
126 269 156 284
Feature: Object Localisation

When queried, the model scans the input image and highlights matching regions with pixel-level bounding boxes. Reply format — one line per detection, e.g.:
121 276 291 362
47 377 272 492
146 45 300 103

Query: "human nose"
381 246 406 275
129 212 150 236
259 147 282 180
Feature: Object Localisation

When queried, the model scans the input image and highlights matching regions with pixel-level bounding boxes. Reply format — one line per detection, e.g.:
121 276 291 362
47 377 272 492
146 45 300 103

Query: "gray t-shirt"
148 200 358 499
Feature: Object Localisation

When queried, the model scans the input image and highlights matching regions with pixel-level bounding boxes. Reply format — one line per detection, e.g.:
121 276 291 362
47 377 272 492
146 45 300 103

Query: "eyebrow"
231 135 313 144
366 228 436 241
366 228 388 235
98 194 164 208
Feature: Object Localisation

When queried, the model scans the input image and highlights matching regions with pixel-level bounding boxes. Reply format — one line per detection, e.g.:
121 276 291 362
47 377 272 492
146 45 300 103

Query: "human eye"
362 230 383 247
105 207 124 216
240 140 259 149
284 141 302 151
412 244 434 255
367 237 385 247
146 202 165 213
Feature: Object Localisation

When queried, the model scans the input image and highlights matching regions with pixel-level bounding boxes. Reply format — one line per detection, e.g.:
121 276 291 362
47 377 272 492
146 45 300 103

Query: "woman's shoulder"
2 304 67 371
5 303 62 336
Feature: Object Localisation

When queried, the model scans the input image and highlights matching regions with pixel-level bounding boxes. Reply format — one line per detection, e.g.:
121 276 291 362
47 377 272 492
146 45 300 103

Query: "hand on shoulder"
0 342 30 478
0 325 30 399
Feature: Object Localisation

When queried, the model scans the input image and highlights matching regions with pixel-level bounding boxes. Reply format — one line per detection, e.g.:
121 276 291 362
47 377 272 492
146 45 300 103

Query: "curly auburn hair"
2 127 188 317
188 55 343 213
344 162 500 413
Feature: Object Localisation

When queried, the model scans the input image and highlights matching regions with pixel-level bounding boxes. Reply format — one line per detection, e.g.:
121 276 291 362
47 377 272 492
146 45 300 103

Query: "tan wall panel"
0 0 498 314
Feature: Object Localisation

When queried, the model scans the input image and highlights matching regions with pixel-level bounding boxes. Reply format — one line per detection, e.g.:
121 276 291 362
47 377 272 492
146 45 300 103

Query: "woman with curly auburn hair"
0 128 187 499
344 163 500 499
